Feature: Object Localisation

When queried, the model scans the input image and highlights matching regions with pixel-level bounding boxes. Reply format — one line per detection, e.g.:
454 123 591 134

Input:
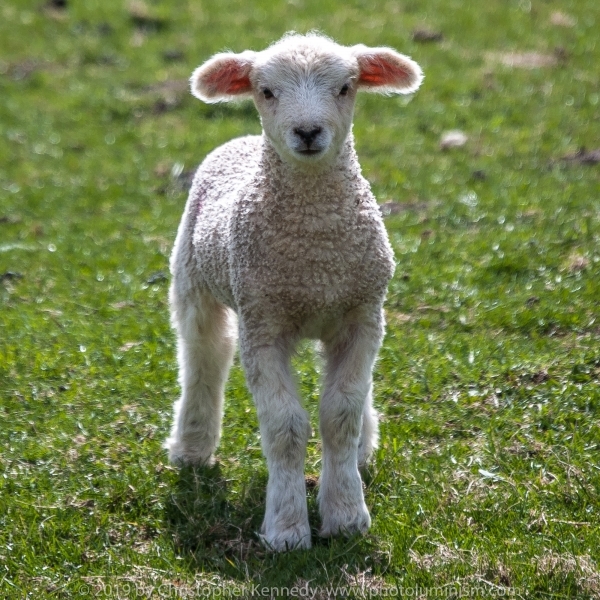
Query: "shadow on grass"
164 463 266 570
164 464 384 586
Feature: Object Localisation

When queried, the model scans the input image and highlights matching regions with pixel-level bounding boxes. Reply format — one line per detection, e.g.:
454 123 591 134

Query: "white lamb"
165 32 422 551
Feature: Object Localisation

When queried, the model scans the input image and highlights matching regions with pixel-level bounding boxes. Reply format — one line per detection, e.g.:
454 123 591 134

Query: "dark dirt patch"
128 1 168 32
146 271 168 285
560 148 600 165
412 28 443 43
1 272 23 282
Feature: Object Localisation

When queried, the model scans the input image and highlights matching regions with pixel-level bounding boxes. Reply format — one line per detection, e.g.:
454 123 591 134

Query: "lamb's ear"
190 51 257 103
351 45 423 94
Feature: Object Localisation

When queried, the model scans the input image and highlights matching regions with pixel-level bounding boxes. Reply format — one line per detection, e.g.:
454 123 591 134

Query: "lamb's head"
191 33 423 168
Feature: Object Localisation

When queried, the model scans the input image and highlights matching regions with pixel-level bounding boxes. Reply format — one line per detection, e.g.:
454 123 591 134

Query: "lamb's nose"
293 127 322 146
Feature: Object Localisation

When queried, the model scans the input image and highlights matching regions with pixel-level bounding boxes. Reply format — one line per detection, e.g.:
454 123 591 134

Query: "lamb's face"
250 46 359 167
190 34 423 169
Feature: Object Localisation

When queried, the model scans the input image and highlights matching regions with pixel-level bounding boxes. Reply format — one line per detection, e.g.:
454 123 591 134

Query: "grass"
1 0 599 597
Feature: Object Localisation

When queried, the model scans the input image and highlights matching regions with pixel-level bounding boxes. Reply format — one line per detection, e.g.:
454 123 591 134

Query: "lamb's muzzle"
165 32 422 552
293 126 323 153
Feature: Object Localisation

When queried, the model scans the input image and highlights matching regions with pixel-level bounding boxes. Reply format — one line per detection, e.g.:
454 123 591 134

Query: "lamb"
164 32 423 551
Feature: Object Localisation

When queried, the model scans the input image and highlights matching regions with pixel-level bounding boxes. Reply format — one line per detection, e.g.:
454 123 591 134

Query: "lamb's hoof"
319 504 371 538
164 439 215 467
260 524 312 552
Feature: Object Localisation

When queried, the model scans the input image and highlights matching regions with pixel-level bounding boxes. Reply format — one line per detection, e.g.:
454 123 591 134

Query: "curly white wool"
164 32 422 551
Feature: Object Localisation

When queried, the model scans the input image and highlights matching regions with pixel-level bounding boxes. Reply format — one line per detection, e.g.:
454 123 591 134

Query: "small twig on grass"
549 520 592 527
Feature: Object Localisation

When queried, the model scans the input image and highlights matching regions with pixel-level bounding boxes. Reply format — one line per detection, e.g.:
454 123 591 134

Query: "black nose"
293 127 322 146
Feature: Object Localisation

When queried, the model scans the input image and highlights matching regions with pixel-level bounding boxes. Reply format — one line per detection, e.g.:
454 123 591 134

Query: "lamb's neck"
259 135 362 197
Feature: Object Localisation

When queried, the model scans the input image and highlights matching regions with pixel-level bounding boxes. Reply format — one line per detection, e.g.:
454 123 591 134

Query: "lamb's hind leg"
165 287 237 466
358 381 379 468
319 313 383 537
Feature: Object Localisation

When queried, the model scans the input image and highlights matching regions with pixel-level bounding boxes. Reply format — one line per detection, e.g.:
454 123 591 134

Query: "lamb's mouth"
297 148 324 156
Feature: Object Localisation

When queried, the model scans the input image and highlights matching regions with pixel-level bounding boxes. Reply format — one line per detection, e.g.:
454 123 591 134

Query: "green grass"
1 0 599 597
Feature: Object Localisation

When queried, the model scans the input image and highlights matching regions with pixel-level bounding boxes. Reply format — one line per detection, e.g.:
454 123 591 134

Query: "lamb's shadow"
164 461 382 585
164 462 268 567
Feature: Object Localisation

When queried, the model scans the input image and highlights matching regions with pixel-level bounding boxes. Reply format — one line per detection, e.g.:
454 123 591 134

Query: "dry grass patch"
550 12 577 27
565 253 590 273
486 51 558 69
536 552 600 596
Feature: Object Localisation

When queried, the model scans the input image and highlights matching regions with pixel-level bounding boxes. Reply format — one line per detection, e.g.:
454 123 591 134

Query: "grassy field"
1 0 599 597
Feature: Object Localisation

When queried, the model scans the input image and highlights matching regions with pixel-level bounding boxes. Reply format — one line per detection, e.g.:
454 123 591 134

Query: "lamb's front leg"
319 317 383 537
241 341 312 551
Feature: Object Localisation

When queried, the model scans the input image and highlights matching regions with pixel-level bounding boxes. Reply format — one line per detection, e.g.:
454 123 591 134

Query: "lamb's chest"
231 198 392 314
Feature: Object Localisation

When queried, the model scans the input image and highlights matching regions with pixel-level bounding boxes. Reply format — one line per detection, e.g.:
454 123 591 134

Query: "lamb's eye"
262 88 274 99
339 84 350 96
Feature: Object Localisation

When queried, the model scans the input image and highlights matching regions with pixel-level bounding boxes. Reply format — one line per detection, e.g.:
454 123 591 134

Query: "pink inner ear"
205 61 251 95
359 56 411 86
